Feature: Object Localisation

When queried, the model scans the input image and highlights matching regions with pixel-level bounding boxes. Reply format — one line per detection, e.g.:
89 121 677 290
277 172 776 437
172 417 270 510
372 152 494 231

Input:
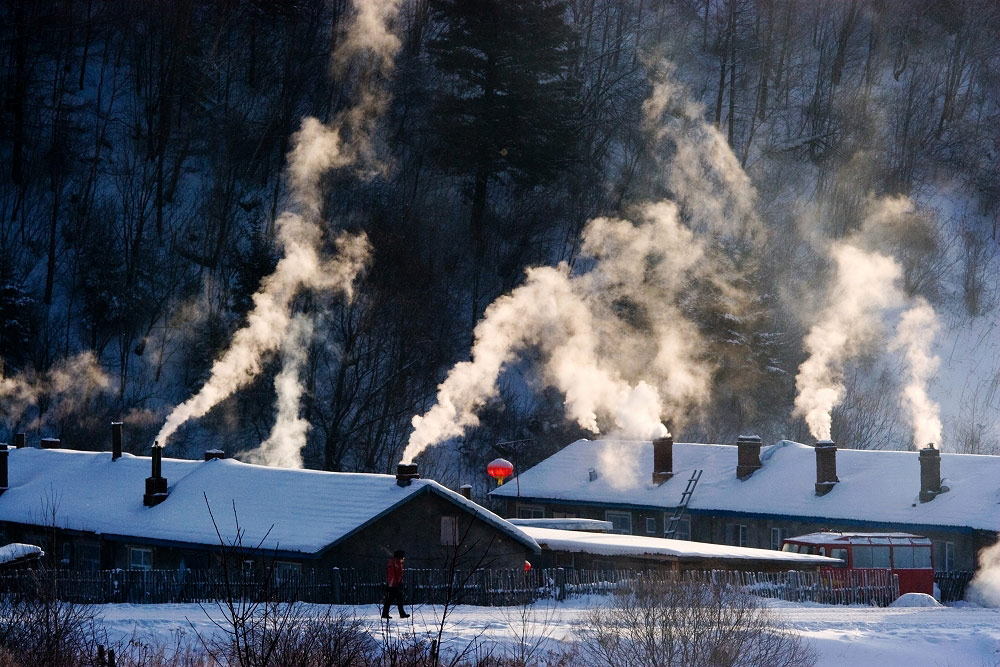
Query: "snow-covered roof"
520 526 841 565
786 532 931 545
0 448 538 556
492 439 1000 532
508 518 613 532
0 543 44 565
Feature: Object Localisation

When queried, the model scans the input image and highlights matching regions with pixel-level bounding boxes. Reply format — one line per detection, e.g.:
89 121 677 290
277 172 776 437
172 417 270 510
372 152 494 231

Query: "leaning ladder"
664 469 702 538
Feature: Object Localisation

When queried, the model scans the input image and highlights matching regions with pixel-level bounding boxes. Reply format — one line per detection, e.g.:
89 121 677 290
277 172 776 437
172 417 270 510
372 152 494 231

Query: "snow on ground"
97 598 1000 667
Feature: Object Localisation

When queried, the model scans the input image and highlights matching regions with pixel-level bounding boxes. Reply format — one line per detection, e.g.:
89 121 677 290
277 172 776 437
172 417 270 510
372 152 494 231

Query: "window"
939 541 955 572
673 516 691 541
782 543 799 553
853 545 872 567
726 524 748 547
128 547 152 571
646 517 657 535
893 546 915 569
61 543 73 566
914 546 932 569
517 505 544 519
830 548 848 568
770 528 785 551
606 511 632 535
872 546 891 568
441 516 459 545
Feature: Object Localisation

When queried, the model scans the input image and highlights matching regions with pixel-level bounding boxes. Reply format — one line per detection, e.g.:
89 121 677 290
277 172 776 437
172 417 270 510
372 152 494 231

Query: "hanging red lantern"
487 458 514 485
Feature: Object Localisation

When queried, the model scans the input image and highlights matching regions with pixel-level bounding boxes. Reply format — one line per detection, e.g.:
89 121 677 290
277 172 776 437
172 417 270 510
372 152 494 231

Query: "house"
0 440 539 579
491 437 1000 572
506 519 841 572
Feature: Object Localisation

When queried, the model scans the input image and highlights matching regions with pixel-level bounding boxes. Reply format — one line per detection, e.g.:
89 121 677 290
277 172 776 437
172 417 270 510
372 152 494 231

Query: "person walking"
381 549 409 619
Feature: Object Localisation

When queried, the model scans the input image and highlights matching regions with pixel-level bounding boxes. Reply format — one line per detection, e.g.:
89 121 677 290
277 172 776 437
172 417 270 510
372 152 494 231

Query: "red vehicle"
782 532 934 595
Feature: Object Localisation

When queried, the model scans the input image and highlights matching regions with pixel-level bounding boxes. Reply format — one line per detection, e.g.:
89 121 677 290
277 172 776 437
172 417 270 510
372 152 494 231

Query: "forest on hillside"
1 0 998 489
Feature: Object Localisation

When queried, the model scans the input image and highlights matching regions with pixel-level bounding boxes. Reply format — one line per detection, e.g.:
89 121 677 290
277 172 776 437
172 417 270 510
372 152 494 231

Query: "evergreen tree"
427 0 579 326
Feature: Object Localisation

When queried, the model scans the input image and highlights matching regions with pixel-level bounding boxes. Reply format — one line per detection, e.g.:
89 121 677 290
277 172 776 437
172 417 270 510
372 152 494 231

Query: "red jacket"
386 558 404 587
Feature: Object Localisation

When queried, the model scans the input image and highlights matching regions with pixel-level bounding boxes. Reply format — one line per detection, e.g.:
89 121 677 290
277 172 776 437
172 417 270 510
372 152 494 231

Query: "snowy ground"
98 597 1000 666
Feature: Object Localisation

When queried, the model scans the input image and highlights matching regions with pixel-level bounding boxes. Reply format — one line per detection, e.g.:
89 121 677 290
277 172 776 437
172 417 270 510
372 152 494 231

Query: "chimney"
459 484 472 500
0 445 8 496
204 449 225 461
736 435 762 480
396 463 419 487
814 440 839 496
919 445 942 502
111 422 123 461
13 433 25 448
143 444 168 507
652 435 674 485
40 437 61 449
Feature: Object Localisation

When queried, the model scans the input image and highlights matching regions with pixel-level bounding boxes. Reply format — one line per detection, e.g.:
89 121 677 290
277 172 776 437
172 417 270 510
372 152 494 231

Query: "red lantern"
487 458 514 485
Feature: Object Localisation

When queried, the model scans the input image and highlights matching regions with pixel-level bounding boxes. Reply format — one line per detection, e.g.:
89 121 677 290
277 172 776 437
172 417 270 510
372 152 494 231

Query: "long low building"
0 444 539 576
492 437 1000 572
513 524 841 572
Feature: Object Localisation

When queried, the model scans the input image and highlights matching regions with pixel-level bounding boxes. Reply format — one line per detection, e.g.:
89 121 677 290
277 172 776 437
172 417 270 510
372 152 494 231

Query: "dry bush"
576 580 816 667
0 570 101 667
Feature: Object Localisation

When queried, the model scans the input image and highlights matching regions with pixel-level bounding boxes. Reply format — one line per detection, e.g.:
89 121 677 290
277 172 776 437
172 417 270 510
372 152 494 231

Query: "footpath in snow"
98 597 1000 667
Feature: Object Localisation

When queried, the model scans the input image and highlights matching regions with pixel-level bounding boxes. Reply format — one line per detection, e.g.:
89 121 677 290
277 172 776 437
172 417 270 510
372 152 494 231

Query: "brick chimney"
459 484 472 500
143 444 168 507
396 463 419 487
0 445 8 496
736 435 762 480
204 449 225 461
814 440 839 496
111 422 123 461
40 437 61 449
652 435 674 484
13 433 25 448
919 446 942 502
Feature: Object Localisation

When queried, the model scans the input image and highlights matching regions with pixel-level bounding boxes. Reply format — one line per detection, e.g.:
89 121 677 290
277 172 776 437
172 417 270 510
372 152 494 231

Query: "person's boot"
398 609 410 618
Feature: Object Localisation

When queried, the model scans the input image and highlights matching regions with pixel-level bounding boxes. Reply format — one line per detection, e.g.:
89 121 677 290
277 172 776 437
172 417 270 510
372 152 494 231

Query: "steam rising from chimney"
402 67 757 464
794 244 904 440
891 297 943 448
243 315 315 468
969 539 1000 608
155 0 401 453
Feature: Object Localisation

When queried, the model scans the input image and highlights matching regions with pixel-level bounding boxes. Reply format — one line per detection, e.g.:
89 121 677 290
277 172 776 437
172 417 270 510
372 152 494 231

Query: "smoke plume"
968 539 1000 607
794 244 904 440
155 0 401 453
242 315 315 468
402 66 759 464
891 297 943 448
0 352 112 431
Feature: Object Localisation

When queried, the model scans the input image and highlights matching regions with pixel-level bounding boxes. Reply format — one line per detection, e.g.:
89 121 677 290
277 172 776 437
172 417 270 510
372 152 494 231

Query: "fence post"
556 567 566 602
331 567 341 605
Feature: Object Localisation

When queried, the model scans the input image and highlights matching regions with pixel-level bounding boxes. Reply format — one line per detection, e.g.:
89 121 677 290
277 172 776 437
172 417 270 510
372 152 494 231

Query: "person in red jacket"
381 550 409 619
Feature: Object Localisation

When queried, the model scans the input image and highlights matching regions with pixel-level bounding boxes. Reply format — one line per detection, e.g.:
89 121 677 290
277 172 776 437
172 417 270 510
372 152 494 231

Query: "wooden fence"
934 571 974 603
0 566 900 607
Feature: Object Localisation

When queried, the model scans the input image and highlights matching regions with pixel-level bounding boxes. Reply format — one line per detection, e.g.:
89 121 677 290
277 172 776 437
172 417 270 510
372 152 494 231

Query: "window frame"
645 517 657 535
128 547 152 571
770 527 785 551
441 516 460 546
605 511 632 535
726 523 748 547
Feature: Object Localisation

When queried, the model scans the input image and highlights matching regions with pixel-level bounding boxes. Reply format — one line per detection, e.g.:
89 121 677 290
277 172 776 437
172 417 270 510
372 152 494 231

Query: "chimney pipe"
0 445 8 495
40 438 61 449
919 445 943 502
111 422 123 461
736 435 762 480
395 463 419 487
13 433 25 449
652 435 674 485
814 440 839 496
459 484 472 500
143 444 168 507
204 449 225 461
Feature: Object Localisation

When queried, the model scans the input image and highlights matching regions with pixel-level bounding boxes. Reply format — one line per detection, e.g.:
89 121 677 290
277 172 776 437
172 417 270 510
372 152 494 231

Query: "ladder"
664 469 702 538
